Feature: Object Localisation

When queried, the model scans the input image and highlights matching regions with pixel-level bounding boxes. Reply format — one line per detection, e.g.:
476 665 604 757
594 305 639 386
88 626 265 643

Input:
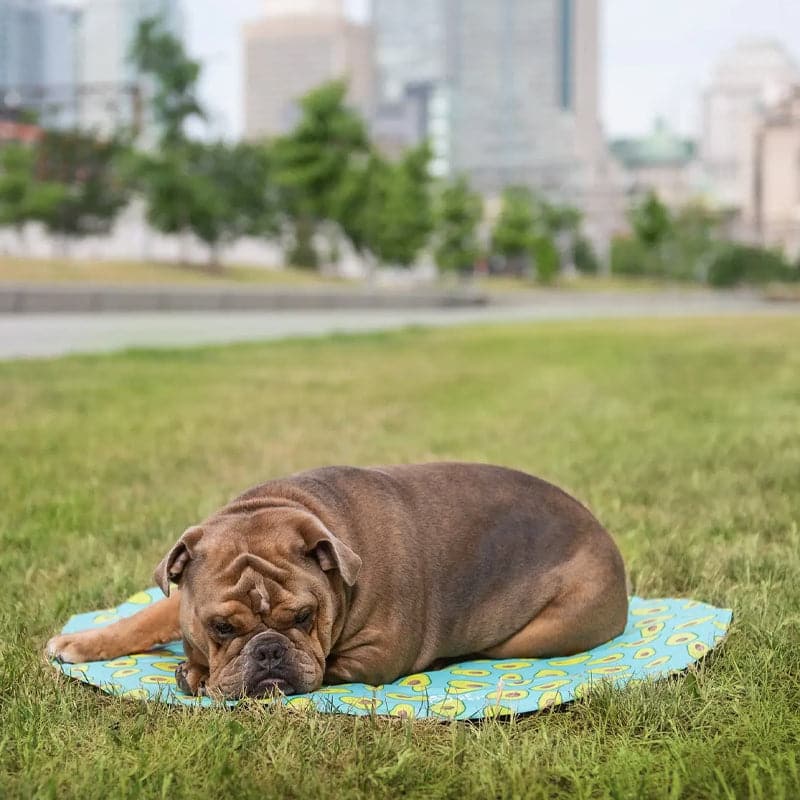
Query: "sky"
182 0 800 141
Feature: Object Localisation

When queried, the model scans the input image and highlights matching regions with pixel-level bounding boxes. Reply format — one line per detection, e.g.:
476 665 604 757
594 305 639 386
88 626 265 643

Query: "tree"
134 140 276 268
369 142 434 267
629 191 672 249
130 19 277 267
130 17 205 147
272 81 370 268
434 176 483 275
331 150 389 261
32 130 130 252
491 187 537 274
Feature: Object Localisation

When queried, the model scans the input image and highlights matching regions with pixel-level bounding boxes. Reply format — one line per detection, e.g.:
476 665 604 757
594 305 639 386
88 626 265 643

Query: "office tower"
371 0 603 197
244 0 373 139
702 39 800 211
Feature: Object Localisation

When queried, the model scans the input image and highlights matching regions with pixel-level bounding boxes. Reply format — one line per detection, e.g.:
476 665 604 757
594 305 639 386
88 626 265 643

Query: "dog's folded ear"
154 525 205 596
297 513 362 587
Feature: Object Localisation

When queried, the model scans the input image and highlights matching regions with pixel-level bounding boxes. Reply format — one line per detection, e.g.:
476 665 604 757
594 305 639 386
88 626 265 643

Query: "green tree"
491 187 537 274
331 150 389 261
630 191 672 249
130 19 276 267
135 140 276 268
272 81 370 268
130 17 205 147
434 176 482 275
32 130 130 252
370 142 434 267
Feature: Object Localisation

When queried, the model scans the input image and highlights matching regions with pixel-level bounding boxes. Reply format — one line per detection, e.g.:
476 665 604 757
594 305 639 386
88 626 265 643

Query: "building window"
558 0 573 110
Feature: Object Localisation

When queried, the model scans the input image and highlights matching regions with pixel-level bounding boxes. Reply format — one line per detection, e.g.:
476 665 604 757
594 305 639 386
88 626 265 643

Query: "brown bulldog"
47 463 628 698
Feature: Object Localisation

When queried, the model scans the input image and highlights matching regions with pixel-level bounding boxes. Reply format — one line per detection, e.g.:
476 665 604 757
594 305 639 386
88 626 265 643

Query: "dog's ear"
297 513 362 587
154 526 204 596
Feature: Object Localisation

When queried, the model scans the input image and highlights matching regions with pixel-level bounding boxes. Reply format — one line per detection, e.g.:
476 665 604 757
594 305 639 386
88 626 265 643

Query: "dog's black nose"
249 634 287 670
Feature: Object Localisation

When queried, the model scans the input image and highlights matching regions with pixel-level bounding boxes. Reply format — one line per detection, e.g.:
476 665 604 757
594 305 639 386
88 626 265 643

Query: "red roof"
0 120 43 144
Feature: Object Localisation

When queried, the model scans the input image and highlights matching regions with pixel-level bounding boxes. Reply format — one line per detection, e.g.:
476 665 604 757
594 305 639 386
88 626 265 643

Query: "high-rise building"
752 87 800 259
244 1 373 139
78 0 184 138
702 39 800 212
0 0 45 91
371 0 605 204
0 0 80 128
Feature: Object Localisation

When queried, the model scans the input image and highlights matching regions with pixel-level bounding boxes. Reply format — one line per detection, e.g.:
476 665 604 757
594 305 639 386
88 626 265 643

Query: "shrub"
610 236 653 276
707 245 796 287
573 236 599 274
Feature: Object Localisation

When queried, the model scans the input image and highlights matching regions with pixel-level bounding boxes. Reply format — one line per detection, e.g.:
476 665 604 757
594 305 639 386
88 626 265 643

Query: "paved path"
1 291 797 360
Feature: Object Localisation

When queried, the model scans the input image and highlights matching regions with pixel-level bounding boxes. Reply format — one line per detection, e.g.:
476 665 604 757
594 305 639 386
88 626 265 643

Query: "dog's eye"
294 609 313 628
213 620 236 637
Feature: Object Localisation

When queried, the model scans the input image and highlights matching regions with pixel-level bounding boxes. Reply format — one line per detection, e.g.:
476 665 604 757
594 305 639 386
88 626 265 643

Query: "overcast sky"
183 0 800 141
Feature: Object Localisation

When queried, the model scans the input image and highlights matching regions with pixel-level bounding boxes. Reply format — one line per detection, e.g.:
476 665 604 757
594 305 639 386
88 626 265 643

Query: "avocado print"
643 655 671 669
385 692 427 703
674 615 715 630
588 665 630 675
548 653 591 666
666 632 698 646
151 661 182 673
483 704 516 718
631 604 670 616
104 657 138 668
430 699 466 718
398 674 431 692
286 697 317 712
486 688 529 701
531 678 571 691
121 688 150 700
538 691 563 710
125 591 153 605
340 696 382 712
446 679 492 694
450 668 492 677
140 675 177 685
111 667 141 679
51 591 733 718
688 641 710 658
586 653 624 665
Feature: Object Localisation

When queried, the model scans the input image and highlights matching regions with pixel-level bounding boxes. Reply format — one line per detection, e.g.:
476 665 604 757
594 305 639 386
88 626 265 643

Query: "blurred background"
1 0 800 315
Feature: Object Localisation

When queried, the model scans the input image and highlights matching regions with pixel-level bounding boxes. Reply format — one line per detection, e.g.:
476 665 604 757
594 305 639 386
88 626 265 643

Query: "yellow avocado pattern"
52 590 732 720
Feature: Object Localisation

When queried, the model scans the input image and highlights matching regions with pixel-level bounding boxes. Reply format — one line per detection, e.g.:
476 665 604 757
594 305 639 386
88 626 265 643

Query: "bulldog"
47 463 628 698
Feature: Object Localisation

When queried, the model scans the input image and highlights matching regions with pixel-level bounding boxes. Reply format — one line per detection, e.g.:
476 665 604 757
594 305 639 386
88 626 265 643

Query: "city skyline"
180 0 800 141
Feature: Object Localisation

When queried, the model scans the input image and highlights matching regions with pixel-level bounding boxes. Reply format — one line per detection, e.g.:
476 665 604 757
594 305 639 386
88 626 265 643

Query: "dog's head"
154 505 361 698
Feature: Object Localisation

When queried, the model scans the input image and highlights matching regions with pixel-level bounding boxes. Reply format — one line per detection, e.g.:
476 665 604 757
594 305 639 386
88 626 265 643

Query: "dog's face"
155 506 361 698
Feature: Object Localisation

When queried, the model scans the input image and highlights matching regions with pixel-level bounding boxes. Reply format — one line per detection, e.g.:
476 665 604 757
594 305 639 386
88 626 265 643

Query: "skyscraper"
78 0 184 138
0 0 80 128
0 0 46 94
702 39 800 212
244 1 373 139
371 0 603 200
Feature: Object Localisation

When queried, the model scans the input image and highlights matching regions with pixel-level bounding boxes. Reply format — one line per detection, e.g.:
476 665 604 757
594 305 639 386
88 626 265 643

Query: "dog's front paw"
47 631 107 663
175 660 208 696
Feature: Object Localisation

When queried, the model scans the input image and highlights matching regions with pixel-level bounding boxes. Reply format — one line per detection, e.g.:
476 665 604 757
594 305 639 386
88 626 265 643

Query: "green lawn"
1 317 799 799
0 256 350 287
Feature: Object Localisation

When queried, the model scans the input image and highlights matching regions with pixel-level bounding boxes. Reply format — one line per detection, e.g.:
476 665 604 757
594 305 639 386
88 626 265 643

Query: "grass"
1 316 799 799
0 256 350 287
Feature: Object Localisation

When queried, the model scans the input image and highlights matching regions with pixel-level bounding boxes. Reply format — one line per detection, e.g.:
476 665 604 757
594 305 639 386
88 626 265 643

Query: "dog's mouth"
251 676 293 697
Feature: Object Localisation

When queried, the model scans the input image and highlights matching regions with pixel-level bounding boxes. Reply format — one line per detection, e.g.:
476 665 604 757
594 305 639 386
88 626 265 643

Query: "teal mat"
52 588 732 719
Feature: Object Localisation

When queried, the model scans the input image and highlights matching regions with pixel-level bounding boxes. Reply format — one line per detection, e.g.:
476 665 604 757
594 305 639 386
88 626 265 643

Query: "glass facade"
559 0 573 109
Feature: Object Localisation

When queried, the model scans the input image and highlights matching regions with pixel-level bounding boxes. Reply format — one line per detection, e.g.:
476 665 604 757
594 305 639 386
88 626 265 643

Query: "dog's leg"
47 591 181 663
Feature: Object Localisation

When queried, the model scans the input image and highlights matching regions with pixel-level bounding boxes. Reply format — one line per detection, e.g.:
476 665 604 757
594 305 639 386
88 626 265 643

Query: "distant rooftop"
610 118 696 168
